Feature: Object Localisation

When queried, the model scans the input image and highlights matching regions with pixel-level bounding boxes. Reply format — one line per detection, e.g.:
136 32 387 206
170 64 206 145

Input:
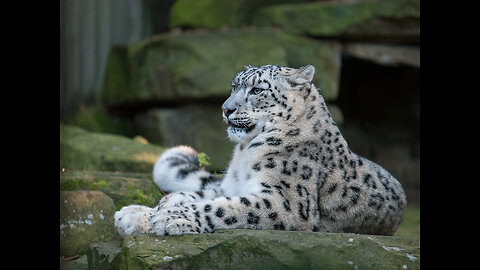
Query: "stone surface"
60 191 121 257
87 241 123 270
393 206 420 238
134 104 235 172
169 0 308 29
253 0 420 41
102 29 341 107
60 124 165 173
60 254 89 270
344 43 420 67
60 170 164 211
90 229 419 269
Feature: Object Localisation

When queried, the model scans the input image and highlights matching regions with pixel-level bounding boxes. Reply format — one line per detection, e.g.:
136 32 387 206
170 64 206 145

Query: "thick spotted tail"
153 146 221 193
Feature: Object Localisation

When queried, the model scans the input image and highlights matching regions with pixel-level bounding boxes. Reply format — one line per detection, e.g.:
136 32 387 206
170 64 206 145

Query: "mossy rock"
169 0 308 29
60 170 164 211
60 254 89 270
253 0 420 40
102 28 341 107
393 205 420 238
87 242 123 270
60 191 121 257
90 229 419 269
60 124 165 173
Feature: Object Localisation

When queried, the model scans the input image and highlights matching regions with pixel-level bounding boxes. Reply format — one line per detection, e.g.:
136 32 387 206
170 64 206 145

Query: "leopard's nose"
222 108 237 118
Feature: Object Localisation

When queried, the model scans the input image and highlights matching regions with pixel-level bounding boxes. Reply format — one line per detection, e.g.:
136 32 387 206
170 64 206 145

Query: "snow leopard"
114 64 407 237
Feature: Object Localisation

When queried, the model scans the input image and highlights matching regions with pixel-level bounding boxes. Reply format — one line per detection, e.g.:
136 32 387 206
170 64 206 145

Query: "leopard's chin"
226 123 258 143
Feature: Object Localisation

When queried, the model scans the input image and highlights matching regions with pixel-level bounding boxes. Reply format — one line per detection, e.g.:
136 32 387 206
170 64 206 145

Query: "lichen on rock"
90 229 420 270
60 191 121 257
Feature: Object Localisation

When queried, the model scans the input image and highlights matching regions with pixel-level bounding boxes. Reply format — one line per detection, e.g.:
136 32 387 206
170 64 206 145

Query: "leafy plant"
198 152 212 169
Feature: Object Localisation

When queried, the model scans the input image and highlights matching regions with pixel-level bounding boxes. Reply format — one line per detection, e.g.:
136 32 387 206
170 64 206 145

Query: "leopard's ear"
281 65 315 90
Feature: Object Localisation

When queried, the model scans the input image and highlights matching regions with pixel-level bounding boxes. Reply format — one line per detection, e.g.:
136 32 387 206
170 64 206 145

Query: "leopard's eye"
250 87 263 95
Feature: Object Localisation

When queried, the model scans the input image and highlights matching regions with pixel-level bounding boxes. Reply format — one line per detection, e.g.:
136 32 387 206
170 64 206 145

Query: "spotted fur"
114 64 407 237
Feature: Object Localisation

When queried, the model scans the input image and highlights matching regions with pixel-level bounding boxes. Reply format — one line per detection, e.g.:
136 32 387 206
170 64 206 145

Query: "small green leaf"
198 152 212 168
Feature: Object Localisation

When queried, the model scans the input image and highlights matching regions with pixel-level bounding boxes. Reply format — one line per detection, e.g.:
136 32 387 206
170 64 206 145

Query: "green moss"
170 0 244 29
394 205 420 238
102 28 342 108
60 191 121 256
118 189 148 209
112 230 419 269
115 185 165 211
169 0 310 29
88 179 108 190
253 0 420 36
60 170 164 211
60 178 86 191
60 124 165 173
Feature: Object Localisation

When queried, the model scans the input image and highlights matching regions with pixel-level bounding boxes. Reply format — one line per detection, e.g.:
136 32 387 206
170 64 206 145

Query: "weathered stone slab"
87 241 123 270
60 170 164 211
102 29 341 107
92 229 419 269
60 124 165 173
253 0 419 41
60 254 89 270
60 191 120 257
169 0 308 29
344 43 420 67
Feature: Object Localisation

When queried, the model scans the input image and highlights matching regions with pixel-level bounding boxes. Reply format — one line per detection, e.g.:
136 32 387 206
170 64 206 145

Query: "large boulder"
89 229 420 269
60 191 120 257
60 124 165 173
101 28 341 107
253 0 420 42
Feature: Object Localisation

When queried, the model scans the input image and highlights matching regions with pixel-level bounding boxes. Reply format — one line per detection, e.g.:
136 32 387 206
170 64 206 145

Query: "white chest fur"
220 144 262 197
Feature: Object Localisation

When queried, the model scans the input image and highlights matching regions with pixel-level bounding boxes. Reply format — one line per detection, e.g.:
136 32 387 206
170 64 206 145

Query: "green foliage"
60 178 108 191
198 152 212 169
116 186 164 211
60 170 164 212
60 178 85 191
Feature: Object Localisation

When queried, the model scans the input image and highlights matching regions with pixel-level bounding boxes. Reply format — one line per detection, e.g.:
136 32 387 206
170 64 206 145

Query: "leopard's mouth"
227 122 256 133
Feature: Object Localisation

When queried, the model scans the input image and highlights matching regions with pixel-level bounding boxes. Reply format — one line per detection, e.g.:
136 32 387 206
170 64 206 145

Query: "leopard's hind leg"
114 146 223 237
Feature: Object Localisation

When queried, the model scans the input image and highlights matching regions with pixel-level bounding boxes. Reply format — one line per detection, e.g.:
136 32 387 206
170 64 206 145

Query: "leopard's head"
222 64 316 143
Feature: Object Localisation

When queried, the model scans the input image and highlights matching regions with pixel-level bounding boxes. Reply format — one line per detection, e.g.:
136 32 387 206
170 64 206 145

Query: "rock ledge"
89 229 419 269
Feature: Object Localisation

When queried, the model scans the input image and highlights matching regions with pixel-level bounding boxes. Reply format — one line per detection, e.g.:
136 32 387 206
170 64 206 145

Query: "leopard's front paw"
114 205 157 237
150 206 201 236
158 192 197 209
